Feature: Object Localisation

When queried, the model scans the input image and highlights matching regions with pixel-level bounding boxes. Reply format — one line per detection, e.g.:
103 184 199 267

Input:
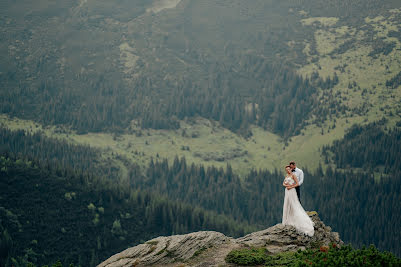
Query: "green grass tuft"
225 247 269 266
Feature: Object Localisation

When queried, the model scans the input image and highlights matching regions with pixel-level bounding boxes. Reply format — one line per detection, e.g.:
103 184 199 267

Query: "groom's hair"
289 161 296 165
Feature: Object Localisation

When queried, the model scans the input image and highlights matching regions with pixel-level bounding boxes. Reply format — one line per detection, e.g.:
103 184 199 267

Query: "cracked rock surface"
98 212 343 267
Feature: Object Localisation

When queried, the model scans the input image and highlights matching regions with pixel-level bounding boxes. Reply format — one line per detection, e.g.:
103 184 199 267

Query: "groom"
289 161 304 204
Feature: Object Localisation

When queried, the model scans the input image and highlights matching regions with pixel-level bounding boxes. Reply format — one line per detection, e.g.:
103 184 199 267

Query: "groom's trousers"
296 186 301 204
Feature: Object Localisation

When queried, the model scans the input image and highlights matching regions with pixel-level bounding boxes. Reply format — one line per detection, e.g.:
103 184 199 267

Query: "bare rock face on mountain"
98 212 343 267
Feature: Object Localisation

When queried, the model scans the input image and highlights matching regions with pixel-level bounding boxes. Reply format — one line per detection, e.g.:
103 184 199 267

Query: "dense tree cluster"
292 0 399 19
133 158 283 226
0 156 253 267
386 71 401 89
131 155 401 257
1 125 400 266
226 245 401 266
304 166 401 257
321 121 401 173
368 39 396 57
0 127 121 179
0 61 330 138
2 0 376 139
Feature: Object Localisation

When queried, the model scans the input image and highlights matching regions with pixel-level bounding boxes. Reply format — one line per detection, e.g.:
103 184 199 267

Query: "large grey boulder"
97 231 233 267
98 212 343 267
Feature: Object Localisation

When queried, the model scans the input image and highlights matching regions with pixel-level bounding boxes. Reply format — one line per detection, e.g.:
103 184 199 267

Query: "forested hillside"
1 0 399 138
1 0 401 265
0 156 253 267
0 127 124 180
1 126 400 266
131 156 401 257
322 120 401 173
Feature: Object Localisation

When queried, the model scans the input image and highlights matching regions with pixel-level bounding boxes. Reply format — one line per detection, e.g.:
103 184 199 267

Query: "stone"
98 212 344 267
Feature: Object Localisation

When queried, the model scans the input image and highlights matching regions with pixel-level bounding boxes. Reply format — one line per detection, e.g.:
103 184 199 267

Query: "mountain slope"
1 0 399 136
1 1 401 173
0 156 253 267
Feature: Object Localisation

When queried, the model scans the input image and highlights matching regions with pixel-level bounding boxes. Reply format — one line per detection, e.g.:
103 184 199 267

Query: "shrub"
226 244 401 266
225 247 268 266
294 244 401 266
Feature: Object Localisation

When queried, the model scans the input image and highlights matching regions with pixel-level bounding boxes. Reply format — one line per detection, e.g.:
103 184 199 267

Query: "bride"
282 165 314 236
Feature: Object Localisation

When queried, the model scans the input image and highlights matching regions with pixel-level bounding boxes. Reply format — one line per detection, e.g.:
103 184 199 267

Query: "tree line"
0 155 254 267
0 127 123 180
130 155 401 257
0 51 339 139
1 121 400 265
321 120 401 173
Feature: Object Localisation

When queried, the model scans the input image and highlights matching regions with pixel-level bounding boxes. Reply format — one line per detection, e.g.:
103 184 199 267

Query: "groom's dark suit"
292 168 303 204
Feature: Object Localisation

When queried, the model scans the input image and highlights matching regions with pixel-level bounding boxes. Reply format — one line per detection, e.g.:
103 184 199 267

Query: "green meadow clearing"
2 11 400 178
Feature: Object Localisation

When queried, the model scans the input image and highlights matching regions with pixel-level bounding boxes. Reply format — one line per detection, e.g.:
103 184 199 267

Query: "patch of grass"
146 240 159 246
298 13 401 128
225 247 269 266
192 246 207 258
1 114 325 176
0 112 380 176
146 245 157 255
264 251 298 266
155 246 167 256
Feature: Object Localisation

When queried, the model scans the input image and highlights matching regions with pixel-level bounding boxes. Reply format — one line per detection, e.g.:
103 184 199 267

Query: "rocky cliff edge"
98 212 343 267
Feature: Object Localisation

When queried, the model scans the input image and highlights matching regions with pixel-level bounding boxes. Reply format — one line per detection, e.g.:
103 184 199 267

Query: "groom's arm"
298 169 304 186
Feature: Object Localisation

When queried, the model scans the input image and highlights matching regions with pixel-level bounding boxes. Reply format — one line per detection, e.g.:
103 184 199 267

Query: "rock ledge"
98 212 343 267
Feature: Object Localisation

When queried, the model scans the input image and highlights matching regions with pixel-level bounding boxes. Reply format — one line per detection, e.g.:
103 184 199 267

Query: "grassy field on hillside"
0 112 373 178
298 11 401 127
1 9 400 177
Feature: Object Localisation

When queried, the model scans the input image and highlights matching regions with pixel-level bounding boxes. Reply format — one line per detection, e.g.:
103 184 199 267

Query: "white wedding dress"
282 175 314 236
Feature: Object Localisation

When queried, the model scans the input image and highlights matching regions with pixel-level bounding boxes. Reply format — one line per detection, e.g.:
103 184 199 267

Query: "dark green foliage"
386 71 401 89
368 39 396 57
1 126 401 261
321 121 401 173
132 155 401 257
226 245 401 266
303 168 401 257
0 156 253 266
1 0 369 138
225 247 268 266
192 246 207 258
27 261 75 267
0 127 123 180
0 0 399 139
264 252 299 266
290 0 399 20
294 244 401 267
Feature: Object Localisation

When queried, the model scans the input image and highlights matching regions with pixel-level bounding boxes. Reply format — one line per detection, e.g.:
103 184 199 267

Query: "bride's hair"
285 165 291 168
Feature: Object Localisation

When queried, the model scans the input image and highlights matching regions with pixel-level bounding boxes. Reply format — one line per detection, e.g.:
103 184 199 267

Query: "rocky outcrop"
236 211 343 254
98 231 233 267
98 212 343 267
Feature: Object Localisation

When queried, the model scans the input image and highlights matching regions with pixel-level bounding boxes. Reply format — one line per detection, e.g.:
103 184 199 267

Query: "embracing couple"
282 161 314 236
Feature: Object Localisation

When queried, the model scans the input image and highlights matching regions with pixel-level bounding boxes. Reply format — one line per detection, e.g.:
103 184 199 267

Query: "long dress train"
282 176 314 236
